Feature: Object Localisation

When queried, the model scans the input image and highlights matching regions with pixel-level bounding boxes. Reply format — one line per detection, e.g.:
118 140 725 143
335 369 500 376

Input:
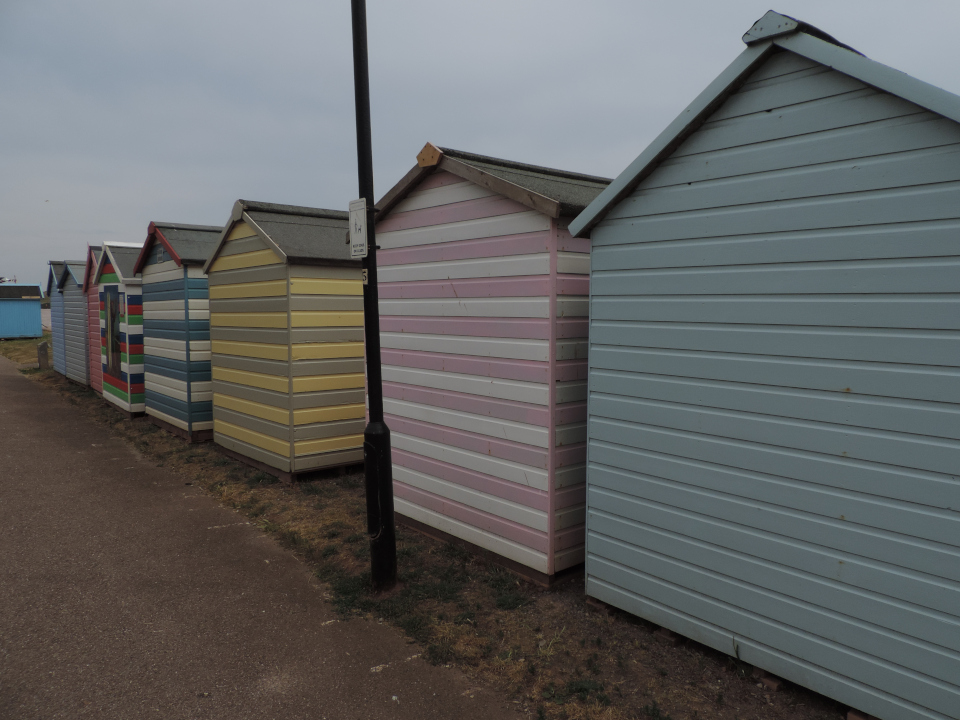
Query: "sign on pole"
350 198 368 259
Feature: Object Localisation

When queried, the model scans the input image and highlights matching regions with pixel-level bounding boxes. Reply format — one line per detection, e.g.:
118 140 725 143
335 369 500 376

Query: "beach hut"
0 285 43 339
133 222 221 442
46 261 66 375
203 200 364 479
83 246 103 393
94 242 145 415
56 261 90 385
568 11 960 719
373 144 610 581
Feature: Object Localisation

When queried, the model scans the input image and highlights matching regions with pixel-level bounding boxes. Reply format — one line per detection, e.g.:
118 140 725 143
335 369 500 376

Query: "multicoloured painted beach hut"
568 11 960 719
83 246 103 393
46 261 66 375
133 222 221 442
0 285 43 339
373 144 610 581
56 261 90 385
94 242 145 415
203 200 364 479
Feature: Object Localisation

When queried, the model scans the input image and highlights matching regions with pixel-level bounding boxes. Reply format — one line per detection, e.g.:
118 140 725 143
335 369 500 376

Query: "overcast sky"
3 0 958 289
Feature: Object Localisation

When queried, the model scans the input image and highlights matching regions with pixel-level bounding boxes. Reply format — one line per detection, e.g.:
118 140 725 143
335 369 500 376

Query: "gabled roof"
46 261 65 297
93 242 144 286
376 143 611 221
203 200 355 273
569 10 960 237
56 261 86 290
133 221 222 274
0 285 42 300
82 245 102 292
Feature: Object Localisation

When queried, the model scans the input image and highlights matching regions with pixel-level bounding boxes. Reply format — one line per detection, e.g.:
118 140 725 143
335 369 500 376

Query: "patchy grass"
0 331 51 365
24 369 846 720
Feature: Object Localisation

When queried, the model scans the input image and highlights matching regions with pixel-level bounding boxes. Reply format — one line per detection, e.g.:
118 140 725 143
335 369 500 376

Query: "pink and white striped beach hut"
374 143 610 581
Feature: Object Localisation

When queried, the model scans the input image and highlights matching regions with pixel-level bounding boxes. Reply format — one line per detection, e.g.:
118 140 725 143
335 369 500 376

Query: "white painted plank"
380 297 549 318
556 422 588 446
378 253 550 283
557 296 589 318
555 464 586 489
377 211 550 250
391 180 497 214
557 380 588 404
557 252 591 275
146 406 189 431
141 266 184 284
382 365 549 405
556 340 588 361
381 332 549 362
556 504 586 530
384 397 549 448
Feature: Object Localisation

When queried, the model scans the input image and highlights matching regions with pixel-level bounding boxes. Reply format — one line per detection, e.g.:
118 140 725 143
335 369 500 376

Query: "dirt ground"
10 362 849 720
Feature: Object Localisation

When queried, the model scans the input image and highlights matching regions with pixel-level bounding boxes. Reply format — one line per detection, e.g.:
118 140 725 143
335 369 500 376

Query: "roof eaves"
374 162 438 221
240 211 287 262
438 155 562 218
569 39 775 237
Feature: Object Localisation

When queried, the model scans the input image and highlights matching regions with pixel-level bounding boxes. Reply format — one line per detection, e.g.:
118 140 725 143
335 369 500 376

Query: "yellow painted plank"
214 393 290 424
294 403 366 425
225 221 258 242
210 248 283 272
291 342 364 360
209 279 287 299
292 373 365 393
216 419 289 456
212 340 289 361
291 311 364 328
212 366 288 393
290 277 363 296
295 433 364 456
211 312 287 329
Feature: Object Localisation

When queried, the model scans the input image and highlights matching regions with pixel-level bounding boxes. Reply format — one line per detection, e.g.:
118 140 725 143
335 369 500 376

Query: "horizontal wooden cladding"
397 499 548 573
295 434 363 457
382 365 548 405
211 312 286 328
212 366 364 393
215 426 290 472
381 316 551 340
293 311 364 327
212 309 363 329
384 381 549 424
591 367 960 441
212 339 288 361
210 339 363 362
382 349 549 384
591 222 960 273
377 210 550 250
590 343 960 404
209 248 283 273
378 254 550 283
591 295 960 330
218 234 266 257
384 179 498 221
288 277 362 296
211 326 364 345
211 296 362 313
556 252 590 275
213 379 364 410
213 353 363 378
209 279 287 299
293 447 364 472
381 332 548 362
295 403 365 425
380 297 549 318
378 231 551 268
215 392 289 424
208 264 287 287
585 531 958 715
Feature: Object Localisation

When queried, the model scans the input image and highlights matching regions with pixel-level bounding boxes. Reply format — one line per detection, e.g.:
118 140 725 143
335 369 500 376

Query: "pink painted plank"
557 443 587 466
395 481 549 553
555 485 586 510
555 524 586 551
555 401 587 425
556 318 588 339
381 349 549 383
386 414 548 468
393 448 548 510
555 360 588 383
380 275 552 299
414 170 463 192
378 232 551 267
556 276 590 296
380 316 550 340
378 194 530 233
384 381 550 425
557 226 591 253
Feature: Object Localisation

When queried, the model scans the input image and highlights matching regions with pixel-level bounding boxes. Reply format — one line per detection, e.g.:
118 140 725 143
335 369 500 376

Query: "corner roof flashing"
743 10 862 54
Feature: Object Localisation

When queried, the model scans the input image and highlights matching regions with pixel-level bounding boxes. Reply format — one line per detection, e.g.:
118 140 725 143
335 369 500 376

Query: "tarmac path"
0 358 519 720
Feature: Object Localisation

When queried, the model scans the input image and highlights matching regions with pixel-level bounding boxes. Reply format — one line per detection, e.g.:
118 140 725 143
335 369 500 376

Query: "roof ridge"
438 147 612 184
152 222 223 232
239 200 348 220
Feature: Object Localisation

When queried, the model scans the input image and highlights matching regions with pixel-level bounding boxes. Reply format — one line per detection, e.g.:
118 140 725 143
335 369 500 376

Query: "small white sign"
350 198 368 259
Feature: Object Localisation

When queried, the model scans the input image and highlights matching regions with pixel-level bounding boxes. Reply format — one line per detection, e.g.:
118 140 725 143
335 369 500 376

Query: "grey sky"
3 0 958 289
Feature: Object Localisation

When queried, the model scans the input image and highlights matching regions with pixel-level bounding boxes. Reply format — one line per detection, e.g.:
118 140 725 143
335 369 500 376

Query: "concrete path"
0 359 519 720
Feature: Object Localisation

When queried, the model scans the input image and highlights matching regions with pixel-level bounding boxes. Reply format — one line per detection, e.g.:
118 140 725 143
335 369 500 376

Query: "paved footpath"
0 358 519 720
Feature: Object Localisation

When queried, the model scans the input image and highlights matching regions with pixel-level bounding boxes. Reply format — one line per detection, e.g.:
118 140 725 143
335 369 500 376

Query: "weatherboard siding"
62 273 89 385
377 171 589 576
209 223 365 473
50 285 66 375
87 272 102 393
98 257 144 413
141 244 212 436
585 49 960 719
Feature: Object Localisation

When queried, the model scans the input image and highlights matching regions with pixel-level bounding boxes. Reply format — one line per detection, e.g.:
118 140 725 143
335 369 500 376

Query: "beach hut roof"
46 261 65 297
56 261 86 291
82 246 102 292
133 222 222 274
0 285 42 299
93 242 143 286
569 9 960 237
203 200 354 273
377 143 611 221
